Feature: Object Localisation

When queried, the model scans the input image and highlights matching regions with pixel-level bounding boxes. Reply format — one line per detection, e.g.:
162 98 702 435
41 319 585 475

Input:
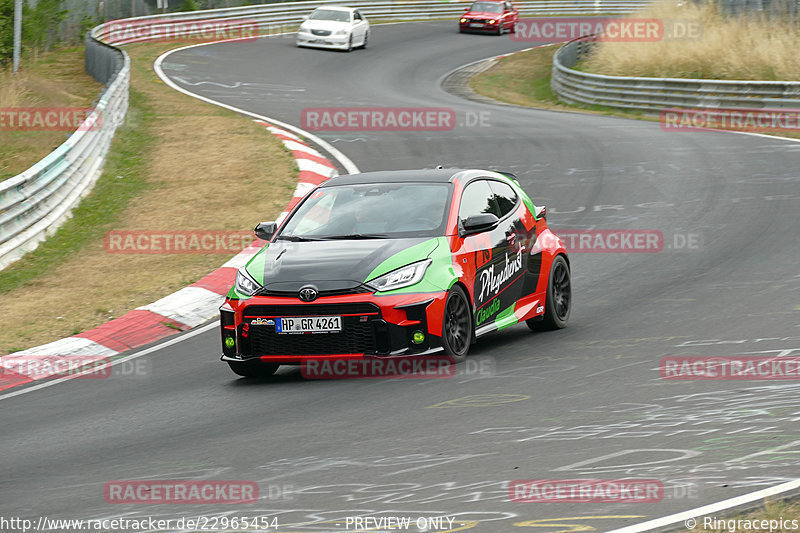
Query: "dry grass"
0 48 102 180
0 42 296 353
584 0 800 80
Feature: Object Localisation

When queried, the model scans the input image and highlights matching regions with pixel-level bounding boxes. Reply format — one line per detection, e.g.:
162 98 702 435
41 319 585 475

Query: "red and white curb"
0 121 338 392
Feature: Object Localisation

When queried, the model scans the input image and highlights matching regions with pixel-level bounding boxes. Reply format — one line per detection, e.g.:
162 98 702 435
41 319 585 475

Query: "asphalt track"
3 21 800 532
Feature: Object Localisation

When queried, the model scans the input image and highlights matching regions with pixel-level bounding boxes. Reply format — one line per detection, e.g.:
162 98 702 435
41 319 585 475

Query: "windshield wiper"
275 235 324 242
321 233 389 240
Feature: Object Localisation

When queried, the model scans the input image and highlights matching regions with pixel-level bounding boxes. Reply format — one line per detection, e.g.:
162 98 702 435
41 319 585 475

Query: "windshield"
309 9 351 22
469 1 504 12
278 182 452 240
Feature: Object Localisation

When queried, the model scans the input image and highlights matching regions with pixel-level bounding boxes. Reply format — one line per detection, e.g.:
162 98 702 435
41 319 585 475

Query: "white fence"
551 36 800 111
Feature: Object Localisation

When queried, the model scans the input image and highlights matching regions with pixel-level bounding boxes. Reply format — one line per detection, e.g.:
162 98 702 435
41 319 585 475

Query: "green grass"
0 87 154 294
469 45 645 119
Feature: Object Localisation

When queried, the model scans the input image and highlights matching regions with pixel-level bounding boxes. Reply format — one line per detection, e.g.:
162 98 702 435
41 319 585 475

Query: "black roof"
322 169 467 187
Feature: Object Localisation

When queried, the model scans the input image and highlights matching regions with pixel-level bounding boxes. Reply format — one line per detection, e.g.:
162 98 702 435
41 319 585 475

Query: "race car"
459 0 518 34
296 6 369 51
220 169 571 378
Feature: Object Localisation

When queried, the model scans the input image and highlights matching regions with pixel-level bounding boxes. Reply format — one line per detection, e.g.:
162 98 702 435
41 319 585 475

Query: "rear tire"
527 255 571 331
228 360 279 378
442 285 472 363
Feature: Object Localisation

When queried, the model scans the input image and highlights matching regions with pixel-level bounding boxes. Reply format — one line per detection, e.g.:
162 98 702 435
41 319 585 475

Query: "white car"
296 6 369 52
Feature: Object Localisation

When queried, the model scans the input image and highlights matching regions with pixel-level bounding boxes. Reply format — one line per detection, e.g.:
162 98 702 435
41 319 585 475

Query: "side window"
459 180 499 222
488 180 518 218
354 11 363 20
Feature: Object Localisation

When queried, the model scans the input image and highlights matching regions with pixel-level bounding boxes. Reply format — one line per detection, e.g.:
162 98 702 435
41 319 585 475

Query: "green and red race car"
220 168 571 378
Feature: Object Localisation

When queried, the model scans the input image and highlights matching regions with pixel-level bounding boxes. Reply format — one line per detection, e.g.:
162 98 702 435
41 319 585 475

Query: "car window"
309 9 351 22
470 1 504 13
280 182 452 239
488 180 518 218
354 11 363 20
504 1 512 11
459 180 499 221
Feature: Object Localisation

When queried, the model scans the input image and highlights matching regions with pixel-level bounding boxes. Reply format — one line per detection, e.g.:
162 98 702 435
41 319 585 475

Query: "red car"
219 169 571 378
459 0 518 35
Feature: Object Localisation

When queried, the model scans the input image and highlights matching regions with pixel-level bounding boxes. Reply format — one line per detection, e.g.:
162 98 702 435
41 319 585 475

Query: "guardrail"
0 36 128 271
551 36 800 111
95 0 649 45
1 0 648 272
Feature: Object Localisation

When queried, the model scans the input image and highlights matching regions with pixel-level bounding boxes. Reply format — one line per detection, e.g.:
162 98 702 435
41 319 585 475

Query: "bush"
0 0 67 67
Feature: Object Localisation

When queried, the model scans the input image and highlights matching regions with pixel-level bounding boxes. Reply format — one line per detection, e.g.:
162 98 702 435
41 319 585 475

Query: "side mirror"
254 221 278 241
535 205 546 220
301 14 309 20
461 213 499 236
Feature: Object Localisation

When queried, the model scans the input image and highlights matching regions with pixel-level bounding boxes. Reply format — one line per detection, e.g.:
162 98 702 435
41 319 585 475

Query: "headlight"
460 18 467 22
335 29 348 35
235 267 262 297
366 259 432 292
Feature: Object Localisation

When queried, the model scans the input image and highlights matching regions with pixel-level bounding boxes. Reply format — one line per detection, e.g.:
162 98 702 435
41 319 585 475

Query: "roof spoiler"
492 170 520 184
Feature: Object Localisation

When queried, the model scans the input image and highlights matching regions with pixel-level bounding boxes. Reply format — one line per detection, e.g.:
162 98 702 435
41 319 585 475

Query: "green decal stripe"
244 245 269 285
495 302 520 330
366 238 440 281
373 237 457 295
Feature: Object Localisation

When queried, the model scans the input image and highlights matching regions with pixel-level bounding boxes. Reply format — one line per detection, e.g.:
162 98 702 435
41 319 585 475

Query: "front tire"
228 360 279 378
442 285 472 363
528 255 571 331
346 35 353 52
360 31 368 49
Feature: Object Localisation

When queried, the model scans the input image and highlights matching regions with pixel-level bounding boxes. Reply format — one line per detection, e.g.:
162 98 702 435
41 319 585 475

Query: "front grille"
258 286 372 299
248 320 378 355
311 29 332 36
243 303 379 317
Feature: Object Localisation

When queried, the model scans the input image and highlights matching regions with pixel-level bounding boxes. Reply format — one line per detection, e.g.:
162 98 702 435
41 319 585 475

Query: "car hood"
247 237 440 293
464 10 503 18
301 20 352 32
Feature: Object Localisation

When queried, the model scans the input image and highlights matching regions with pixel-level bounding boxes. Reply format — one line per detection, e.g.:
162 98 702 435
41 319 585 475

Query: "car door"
452 179 525 331
504 1 518 27
353 10 367 42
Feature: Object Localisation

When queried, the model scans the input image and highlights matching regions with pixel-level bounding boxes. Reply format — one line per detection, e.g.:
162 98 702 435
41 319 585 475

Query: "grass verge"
0 42 297 354
585 1 800 80
0 47 102 181
469 41 800 140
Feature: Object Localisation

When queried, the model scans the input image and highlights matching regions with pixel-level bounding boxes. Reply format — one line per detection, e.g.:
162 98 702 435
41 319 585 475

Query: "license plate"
470 23 484 27
276 316 342 334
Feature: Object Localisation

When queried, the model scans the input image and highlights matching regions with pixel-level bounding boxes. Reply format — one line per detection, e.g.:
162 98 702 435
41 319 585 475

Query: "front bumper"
296 31 351 50
459 21 501 33
220 292 447 364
